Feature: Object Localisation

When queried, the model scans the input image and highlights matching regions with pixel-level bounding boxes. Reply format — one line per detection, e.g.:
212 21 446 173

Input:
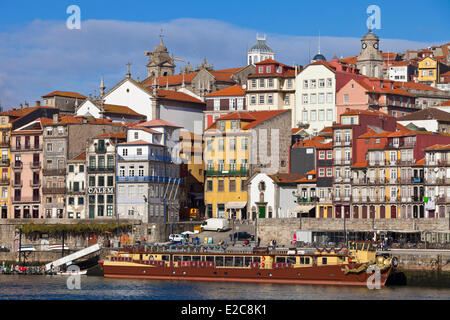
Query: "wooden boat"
100 241 398 287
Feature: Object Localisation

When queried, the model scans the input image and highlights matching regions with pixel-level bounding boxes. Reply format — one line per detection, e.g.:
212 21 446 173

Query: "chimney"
53 113 58 124
19 104 23 109
25 102 29 108
36 100 41 106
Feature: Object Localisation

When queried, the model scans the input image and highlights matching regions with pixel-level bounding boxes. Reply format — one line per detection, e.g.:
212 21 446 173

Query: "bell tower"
145 33 176 78
356 29 383 78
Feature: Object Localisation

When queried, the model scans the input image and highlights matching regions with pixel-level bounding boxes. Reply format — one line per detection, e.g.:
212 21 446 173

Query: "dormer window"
258 66 263 73
266 66 271 73
277 66 282 73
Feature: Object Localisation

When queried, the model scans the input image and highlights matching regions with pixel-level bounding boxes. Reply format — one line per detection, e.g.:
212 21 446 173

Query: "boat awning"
226 202 247 210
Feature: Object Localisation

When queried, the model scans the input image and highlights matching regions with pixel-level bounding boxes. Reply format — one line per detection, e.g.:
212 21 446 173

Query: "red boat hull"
103 263 392 287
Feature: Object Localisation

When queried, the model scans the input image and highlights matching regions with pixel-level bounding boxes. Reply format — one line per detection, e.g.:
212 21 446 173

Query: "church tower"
145 36 176 78
356 29 383 78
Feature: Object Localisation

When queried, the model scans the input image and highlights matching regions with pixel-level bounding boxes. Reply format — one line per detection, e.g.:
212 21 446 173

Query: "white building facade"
295 64 336 134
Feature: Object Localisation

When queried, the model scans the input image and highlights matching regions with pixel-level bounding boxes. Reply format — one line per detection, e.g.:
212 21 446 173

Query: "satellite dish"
434 167 439 172
242 84 247 90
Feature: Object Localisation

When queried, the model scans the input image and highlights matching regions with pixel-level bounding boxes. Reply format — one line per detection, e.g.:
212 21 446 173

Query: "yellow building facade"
0 115 12 218
204 118 250 220
418 57 438 85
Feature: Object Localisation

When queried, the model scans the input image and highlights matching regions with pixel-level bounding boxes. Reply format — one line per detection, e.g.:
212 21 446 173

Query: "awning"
292 205 315 213
226 201 247 210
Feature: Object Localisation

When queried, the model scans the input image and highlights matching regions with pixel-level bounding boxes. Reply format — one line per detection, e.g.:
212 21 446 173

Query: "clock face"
373 43 379 49
362 43 367 49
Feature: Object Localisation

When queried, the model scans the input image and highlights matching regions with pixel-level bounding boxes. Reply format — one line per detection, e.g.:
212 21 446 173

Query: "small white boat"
56 269 87 276
17 246 36 252
48 244 69 251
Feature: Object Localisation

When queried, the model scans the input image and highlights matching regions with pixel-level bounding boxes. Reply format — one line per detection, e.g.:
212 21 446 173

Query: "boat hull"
103 263 392 287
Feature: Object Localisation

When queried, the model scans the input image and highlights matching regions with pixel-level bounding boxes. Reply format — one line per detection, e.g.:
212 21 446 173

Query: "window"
327 78 332 87
311 110 317 121
268 78 274 87
319 168 325 177
107 205 113 216
327 93 333 103
241 138 248 150
218 159 225 171
286 79 292 89
89 176 95 187
218 180 225 192
229 180 236 192
122 148 128 156
47 143 53 152
137 148 142 156
319 109 325 121
319 79 325 88
69 165 74 173
344 94 349 103
310 94 317 104
326 150 333 159
318 93 325 104
218 139 224 151
206 180 213 192
229 98 236 110
229 159 236 171
237 98 244 110
250 95 256 105
107 195 113 203
251 79 257 88
206 139 213 152
259 79 265 88
303 80 308 89
98 176 105 187
229 138 236 151
327 109 333 121
241 179 246 192
214 99 220 111
303 94 308 104
107 176 114 186
326 167 332 177
302 110 308 121
267 94 273 104
310 79 316 88
284 94 290 105
319 151 325 159
259 95 265 104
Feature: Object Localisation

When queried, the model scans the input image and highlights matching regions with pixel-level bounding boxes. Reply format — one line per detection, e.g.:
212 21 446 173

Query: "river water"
0 275 449 300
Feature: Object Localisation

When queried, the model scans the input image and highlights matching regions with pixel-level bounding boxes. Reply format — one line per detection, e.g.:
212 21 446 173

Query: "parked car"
230 232 255 241
169 234 185 242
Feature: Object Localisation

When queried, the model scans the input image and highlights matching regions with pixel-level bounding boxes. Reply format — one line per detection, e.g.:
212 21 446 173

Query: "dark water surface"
0 275 449 300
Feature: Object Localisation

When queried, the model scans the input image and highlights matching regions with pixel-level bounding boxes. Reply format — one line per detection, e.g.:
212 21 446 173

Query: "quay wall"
256 218 450 245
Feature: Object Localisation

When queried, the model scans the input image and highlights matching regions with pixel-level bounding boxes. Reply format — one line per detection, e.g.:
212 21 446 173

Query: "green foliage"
20 223 132 238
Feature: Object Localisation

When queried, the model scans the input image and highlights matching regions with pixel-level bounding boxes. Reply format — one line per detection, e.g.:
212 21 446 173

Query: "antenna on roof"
318 30 321 54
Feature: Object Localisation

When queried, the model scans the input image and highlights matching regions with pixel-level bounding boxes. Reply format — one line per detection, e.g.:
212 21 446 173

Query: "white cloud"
0 18 445 109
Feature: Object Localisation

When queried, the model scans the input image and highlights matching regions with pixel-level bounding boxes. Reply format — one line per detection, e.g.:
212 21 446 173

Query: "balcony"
30 180 41 187
297 197 319 204
117 154 173 162
31 161 41 169
437 160 450 166
333 160 342 165
12 144 41 151
435 178 450 185
205 169 248 176
67 188 85 194
436 197 448 204
43 168 66 176
95 146 107 154
42 187 66 194
12 180 22 187
0 159 10 167
116 176 183 184
412 177 423 183
0 178 10 185
0 140 10 147
12 196 40 203
13 161 23 170
88 166 114 173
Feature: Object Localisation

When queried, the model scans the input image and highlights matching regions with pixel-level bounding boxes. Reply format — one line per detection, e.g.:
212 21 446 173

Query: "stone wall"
256 217 450 245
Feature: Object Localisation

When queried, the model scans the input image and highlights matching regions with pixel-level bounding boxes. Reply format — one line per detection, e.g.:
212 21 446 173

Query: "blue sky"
0 0 449 108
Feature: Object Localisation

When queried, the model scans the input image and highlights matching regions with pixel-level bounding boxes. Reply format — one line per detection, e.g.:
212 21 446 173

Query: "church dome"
312 53 326 62
248 38 274 54
361 30 379 41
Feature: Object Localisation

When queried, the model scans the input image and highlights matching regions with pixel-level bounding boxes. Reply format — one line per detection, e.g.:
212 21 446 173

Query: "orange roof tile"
71 151 86 161
352 161 368 168
393 81 442 92
156 89 205 104
42 91 86 99
414 158 425 166
204 85 246 97
138 119 182 128
425 144 450 151
117 139 162 146
103 104 146 117
94 132 126 139
207 110 289 130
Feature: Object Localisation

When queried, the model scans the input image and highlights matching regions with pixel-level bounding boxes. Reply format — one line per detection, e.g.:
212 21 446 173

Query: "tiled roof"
268 173 305 184
254 59 290 67
94 132 126 139
425 144 450 151
141 67 243 87
393 81 442 92
156 89 205 104
292 138 332 149
117 139 162 146
434 100 450 107
414 158 425 166
248 69 296 78
0 105 57 119
71 151 86 161
204 85 246 97
341 109 393 118
352 161 368 168
103 104 146 117
129 126 160 134
339 56 358 65
389 61 410 67
397 108 450 122
207 110 289 130
137 119 182 128
42 91 86 99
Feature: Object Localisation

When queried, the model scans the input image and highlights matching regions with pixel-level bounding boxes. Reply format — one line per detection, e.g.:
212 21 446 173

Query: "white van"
201 218 230 232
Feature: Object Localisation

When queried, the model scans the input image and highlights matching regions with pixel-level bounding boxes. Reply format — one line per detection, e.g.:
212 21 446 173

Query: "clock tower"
356 29 383 78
